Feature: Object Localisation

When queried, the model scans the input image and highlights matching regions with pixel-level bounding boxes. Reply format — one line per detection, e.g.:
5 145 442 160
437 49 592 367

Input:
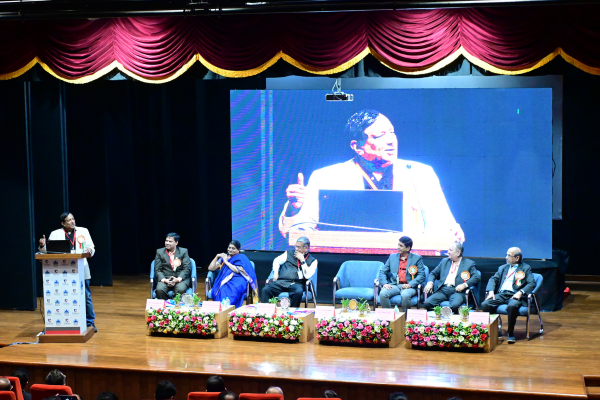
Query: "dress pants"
85 279 95 326
380 285 417 310
481 292 523 335
155 281 189 299
261 281 305 307
423 285 466 314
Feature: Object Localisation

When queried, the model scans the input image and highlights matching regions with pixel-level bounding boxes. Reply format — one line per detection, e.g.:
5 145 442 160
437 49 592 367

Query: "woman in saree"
208 240 258 307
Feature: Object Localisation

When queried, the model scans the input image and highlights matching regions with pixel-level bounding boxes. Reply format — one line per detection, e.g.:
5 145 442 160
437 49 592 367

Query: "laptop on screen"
318 189 403 232
46 240 72 254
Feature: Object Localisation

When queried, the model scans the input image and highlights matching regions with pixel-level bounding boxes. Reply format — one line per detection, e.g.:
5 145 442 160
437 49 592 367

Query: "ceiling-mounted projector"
325 93 354 101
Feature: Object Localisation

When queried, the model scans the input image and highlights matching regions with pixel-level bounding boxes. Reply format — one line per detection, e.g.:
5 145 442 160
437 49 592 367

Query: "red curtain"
1 6 600 82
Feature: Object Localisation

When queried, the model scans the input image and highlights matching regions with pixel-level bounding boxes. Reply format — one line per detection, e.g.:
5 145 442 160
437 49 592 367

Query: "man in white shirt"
481 247 536 343
38 212 97 332
260 236 317 307
423 242 480 313
278 109 464 242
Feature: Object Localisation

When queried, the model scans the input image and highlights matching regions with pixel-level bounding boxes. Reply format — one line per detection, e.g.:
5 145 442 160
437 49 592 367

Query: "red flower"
446 322 451 327
480 334 487 340
471 324 476 329
447 327 453 333
255 318 259 322
147 317 152 323
279 321 283 326
285 326 290 332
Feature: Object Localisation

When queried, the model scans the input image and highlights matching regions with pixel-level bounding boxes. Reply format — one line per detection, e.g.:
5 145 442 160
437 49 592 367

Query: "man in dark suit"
423 242 480 313
481 247 535 344
154 232 191 299
379 236 426 310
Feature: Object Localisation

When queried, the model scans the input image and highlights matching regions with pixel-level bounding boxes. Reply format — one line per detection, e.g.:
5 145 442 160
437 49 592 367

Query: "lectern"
35 253 95 343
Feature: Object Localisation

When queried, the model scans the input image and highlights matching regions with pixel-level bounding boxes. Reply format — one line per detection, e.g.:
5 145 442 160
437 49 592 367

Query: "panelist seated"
379 236 426 310
208 240 258 308
423 242 480 313
481 247 536 344
261 236 318 308
154 232 191 300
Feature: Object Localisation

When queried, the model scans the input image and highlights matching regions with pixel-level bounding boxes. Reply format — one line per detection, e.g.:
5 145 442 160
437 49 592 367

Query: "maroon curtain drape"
1 5 600 82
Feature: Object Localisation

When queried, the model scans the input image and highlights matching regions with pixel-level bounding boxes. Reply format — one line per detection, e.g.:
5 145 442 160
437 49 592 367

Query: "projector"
325 93 354 101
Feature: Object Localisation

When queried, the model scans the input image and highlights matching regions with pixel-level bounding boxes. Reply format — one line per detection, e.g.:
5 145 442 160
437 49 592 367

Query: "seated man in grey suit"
423 242 480 313
379 236 426 310
481 247 536 344
154 232 191 300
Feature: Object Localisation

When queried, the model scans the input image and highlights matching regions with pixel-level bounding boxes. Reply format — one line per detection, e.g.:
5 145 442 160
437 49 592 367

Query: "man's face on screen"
357 115 398 166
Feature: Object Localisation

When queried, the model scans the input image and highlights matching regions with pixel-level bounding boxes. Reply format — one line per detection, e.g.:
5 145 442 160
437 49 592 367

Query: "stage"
0 275 597 400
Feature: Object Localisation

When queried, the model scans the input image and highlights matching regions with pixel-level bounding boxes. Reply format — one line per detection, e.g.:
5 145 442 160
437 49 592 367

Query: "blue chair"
206 261 256 305
150 258 197 299
494 273 544 340
265 266 318 308
425 269 482 310
375 264 429 309
333 261 383 307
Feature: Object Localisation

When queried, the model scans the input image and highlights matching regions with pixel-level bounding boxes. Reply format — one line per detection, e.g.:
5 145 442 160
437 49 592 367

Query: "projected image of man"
279 109 464 241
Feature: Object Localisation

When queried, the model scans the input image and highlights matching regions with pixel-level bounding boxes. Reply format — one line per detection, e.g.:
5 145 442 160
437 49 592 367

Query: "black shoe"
507 335 516 344
498 327 503 338
88 324 98 333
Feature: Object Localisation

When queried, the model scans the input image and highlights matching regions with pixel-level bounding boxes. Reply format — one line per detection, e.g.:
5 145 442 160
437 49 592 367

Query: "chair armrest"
266 278 271 285
374 278 380 287
150 277 154 298
333 276 340 290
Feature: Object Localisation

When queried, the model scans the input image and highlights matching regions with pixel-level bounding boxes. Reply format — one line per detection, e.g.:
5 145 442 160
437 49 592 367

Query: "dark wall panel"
0 82 36 309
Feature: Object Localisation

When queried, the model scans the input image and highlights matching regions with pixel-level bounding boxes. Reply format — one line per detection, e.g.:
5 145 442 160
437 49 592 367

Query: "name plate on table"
374 308 396 321
202 301 222 313
315 306 335 320
469 312 490 324
146 299 165 310
406 309 428 322
256 303 277 315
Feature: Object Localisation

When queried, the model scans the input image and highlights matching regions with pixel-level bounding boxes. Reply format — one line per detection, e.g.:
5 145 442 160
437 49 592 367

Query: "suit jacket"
278 158 462 240
486 262 536 306
379 252 426 287
154 247 191 287
428 257 480 292
40 226 95 280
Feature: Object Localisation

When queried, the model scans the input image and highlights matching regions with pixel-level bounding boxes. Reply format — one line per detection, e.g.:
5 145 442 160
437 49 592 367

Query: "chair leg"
310 282 317 308
526 296 532 340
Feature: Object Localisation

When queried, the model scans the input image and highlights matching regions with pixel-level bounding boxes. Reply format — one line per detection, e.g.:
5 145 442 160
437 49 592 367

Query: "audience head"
323 390 339 398
97 392 120 400
218 390 238 400
266 386 284 396
206 375 226 392
45 369 66 385
155 380 176 400
0 377 11 391
11 368 29 389
42 397 61 400
388 393 408 400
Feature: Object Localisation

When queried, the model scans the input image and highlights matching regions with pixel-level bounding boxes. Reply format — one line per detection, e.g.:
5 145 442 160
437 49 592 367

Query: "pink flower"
366 326 372 332
184 316 190 321
420 342 426 347
213 320 217 326
375 320 380 326
406 328 413 334
344 321 350 327
352 323 358 328
338 323 343 329
148 323 154 328
424 337 430 342
412 341 418 345
433 328 439 334
151 315 156 321
472 329 479 335
229 322 233 327
381 339 386 343
405 336 411 341
412 334 418 340
425 327 431 333
357 323 364 330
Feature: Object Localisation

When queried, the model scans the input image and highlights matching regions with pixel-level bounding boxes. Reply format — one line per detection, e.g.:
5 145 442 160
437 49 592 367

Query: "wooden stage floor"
0 276 598 400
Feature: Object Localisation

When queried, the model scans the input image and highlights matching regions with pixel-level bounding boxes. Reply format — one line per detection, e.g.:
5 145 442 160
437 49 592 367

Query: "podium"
35 253 95 343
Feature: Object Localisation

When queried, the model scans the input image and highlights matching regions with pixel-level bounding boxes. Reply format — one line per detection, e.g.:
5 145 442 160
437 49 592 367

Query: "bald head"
506 247 522 265
266 386 283 396
0 377 11 391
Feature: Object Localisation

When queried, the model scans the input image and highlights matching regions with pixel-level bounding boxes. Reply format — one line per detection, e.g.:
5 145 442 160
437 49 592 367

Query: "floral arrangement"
147 308 217 335
229 312 303 340
315 317 392 344
405 320 488 348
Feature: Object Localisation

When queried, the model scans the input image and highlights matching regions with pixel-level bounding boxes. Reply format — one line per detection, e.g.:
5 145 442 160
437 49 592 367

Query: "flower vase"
435 314 441 320
341 306 348 313
359 310 365 317
461 315 468 322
